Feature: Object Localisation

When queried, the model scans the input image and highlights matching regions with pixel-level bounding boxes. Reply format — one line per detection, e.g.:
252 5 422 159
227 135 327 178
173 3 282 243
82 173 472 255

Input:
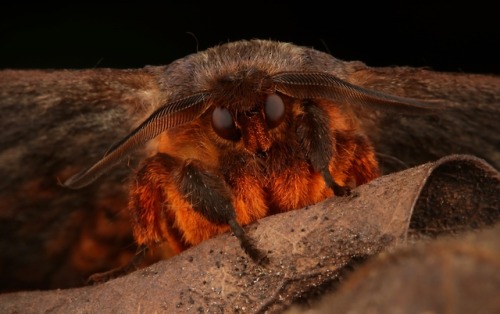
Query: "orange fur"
129 96 379 255
57 40 434 277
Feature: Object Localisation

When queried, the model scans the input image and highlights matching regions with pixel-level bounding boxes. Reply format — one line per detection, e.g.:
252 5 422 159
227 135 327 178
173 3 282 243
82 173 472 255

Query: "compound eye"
264 94 285 129
212 107 241 141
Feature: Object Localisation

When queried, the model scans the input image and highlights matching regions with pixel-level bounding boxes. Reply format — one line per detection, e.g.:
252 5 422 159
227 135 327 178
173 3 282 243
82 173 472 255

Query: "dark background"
0 1 499 74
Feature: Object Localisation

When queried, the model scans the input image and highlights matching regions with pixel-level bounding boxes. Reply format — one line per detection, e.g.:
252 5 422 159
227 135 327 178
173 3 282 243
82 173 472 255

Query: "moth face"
211 93 286 155
63 40 438 190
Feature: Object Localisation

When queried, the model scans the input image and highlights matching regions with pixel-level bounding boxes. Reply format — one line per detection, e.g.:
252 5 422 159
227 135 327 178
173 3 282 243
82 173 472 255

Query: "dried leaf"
1 155 498 313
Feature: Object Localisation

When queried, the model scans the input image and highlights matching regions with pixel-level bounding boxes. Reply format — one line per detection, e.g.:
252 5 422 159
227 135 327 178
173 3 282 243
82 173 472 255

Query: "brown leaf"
1 154 498 313
286 223 500 314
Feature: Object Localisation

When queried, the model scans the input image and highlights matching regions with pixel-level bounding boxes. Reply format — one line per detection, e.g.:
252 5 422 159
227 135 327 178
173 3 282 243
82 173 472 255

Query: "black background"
0 1 498 74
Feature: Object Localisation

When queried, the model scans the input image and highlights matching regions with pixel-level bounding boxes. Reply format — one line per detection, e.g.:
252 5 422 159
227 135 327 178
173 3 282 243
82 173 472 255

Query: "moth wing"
0 68 163 289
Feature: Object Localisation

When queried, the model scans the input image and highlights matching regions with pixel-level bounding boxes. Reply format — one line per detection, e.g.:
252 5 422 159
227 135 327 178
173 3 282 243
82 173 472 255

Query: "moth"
64 39 437 267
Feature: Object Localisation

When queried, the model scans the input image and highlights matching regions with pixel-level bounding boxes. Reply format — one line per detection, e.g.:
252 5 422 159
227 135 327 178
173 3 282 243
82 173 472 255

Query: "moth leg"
178 159 269 264
130 153 268 264
86 245 148 284
319 167 350 196
297 102 351 196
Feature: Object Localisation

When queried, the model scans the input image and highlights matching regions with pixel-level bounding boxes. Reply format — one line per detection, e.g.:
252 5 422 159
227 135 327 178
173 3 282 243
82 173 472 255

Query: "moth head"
210 92 287 155
63 70 442 189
